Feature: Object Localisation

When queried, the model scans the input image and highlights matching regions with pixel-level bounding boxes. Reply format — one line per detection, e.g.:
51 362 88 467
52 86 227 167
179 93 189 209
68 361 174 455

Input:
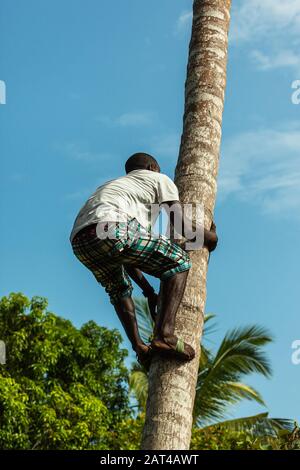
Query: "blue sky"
0 0 299 424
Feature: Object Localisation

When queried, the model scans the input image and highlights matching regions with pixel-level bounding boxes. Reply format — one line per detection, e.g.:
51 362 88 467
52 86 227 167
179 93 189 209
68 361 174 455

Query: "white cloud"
229 1 300 74
219 123 300 217
175 10 192 35
251 50 300 73
116 112 154 127
61 142 113 163
96 111 155 128
231 0 300 43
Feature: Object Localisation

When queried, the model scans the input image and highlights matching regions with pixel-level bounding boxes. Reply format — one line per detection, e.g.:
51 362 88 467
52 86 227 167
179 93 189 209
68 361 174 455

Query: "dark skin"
113 161 218 364
124 266 159 322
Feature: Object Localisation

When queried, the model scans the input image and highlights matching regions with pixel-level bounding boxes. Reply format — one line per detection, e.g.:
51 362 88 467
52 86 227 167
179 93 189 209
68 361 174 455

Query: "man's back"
70 169 179 242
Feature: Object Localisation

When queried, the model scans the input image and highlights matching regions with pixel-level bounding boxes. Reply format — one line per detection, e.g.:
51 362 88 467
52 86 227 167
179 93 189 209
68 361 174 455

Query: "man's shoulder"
155 172 177 189
128 170 173 182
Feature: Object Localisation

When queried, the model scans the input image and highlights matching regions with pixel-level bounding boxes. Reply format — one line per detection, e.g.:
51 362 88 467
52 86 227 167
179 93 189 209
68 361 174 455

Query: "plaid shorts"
71 217 192 305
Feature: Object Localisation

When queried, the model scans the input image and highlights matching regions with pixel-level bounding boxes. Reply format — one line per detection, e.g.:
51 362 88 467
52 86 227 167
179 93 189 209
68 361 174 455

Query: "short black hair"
125 152 159 174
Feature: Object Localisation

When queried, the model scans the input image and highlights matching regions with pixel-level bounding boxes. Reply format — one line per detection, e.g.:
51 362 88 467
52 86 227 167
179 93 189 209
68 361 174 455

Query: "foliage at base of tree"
106 414 145 450
107 414 300 451
0 293 130 449
0 293 297 451
191 426 261 450
190 424 300 450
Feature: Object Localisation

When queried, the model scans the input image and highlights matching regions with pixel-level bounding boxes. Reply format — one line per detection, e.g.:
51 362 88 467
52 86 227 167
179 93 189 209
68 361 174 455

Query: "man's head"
125 153 160 174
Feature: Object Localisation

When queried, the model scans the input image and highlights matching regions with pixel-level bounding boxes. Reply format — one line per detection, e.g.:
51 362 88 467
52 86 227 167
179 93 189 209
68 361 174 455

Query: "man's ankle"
155 330 173 341
133 341 147 352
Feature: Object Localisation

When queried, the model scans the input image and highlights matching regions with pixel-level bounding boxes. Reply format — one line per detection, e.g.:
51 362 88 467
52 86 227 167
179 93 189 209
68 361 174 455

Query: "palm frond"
129 363 148 410
194 380 265 426
224 382 265 406
198 344 211 370
213 325 273 377
202 313 217 338
194 325 273 425
132 296 154 344
200 413 294 437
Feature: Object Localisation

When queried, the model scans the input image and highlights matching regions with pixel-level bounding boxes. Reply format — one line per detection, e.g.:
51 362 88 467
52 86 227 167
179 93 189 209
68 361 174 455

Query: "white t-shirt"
70 170 180 242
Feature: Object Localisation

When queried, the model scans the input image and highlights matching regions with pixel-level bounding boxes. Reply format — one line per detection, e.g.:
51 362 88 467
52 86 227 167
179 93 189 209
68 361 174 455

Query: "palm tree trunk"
141 0 232 450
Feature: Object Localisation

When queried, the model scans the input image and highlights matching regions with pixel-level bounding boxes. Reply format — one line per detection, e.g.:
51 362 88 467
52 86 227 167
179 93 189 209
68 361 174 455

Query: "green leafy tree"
0 293 130 449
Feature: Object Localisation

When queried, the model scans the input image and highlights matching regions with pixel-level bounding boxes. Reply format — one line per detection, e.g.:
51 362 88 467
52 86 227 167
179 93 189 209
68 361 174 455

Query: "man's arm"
163 200 218 252
125 266 158 321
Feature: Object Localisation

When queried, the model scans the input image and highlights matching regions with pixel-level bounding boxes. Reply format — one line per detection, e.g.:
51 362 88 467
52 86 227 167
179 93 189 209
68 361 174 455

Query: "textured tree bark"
141 0 232 450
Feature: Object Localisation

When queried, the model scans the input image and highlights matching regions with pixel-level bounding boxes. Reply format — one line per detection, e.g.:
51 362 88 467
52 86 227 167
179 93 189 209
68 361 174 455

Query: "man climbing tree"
70 153 217 368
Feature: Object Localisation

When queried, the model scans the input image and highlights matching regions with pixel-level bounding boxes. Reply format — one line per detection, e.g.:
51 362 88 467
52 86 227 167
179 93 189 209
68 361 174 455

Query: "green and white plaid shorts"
71 217 192 305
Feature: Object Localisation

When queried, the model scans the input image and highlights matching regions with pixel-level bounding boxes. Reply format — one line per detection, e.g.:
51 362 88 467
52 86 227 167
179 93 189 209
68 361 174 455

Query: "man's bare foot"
151 334 195 361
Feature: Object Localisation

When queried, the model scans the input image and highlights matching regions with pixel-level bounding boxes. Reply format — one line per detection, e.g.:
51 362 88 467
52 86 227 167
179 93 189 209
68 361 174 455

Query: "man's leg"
154 270 189 339
150 269 195 360
71 223 151 363
113 295 149 357
113 218 194 360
